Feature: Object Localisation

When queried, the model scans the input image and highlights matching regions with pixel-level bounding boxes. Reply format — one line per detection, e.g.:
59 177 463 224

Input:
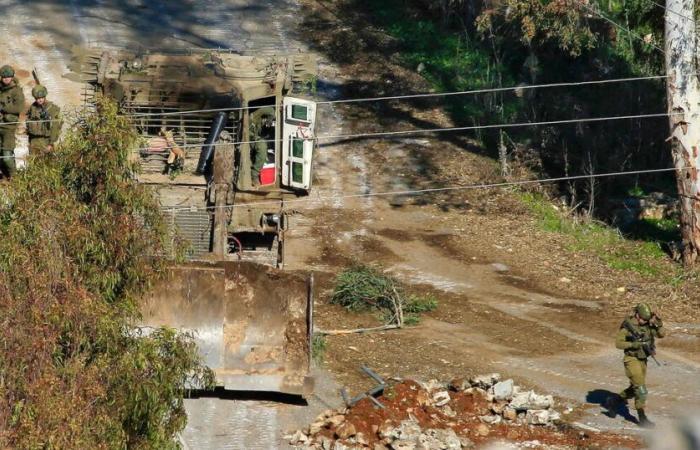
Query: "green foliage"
0 98 214 449
520 192 672 276
332 265 402 311
331 265 437 325
361 0 671 215
477 0 597 57
311 334 327 365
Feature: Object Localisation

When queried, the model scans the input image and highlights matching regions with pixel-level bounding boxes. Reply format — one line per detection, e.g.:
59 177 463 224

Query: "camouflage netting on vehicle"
0 99 213 449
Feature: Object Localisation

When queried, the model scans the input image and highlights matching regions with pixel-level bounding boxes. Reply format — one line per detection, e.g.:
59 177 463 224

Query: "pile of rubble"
287 373 629 450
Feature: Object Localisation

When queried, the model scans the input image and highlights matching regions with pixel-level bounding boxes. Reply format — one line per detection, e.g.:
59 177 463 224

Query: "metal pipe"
196 111 227 175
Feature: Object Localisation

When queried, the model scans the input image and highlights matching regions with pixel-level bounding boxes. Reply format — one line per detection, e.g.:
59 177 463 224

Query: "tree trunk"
665 0 700 265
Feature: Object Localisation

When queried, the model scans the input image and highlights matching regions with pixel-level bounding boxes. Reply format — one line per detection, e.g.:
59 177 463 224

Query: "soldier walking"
26 85 62 154
0 65 25 178
613 302 665 428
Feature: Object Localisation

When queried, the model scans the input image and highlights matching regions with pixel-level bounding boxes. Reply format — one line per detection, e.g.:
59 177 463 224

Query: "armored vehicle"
81 49 318 396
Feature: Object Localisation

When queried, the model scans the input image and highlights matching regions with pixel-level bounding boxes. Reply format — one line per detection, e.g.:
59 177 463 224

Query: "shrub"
0 99 213 449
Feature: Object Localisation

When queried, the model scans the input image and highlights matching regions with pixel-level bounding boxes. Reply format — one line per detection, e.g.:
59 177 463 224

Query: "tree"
665 0 700 265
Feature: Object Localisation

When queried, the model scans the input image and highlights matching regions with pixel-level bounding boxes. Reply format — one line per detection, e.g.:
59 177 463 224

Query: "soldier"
613 302 665 428
26 85 62 154
250 107 275 186
0 65 25 177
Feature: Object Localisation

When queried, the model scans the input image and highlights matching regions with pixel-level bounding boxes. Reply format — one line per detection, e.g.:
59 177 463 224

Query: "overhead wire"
161 166 690 212
125 110 679 154
0 74 672 126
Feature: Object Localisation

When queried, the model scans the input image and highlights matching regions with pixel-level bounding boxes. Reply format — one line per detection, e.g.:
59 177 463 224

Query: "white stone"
525 409 557 425
492 379 514 401
289 430 310 444
479 415 502 425
509 391 553 410
392 440 417 450
433 391 451 407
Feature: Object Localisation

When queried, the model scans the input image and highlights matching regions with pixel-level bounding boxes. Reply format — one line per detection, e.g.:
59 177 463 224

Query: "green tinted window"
291 104 308 121
292 138 304 158
292 162 304 183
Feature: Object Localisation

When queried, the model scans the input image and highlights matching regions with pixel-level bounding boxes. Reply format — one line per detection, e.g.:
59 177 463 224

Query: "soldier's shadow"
586 389 639 424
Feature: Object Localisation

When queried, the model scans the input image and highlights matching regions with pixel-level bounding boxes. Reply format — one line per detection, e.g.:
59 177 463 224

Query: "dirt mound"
287 376 641 449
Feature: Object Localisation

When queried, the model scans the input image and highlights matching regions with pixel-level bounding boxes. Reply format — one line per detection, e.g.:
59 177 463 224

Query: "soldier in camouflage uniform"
0 65 25 177
26 85 62 154
613 302 665 428
250 107 275 186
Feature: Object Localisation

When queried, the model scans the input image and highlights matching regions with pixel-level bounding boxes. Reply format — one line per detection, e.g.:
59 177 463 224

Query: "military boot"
637 409 655 428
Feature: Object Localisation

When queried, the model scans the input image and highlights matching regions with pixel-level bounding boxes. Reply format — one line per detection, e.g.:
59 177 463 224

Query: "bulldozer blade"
141 261 313 397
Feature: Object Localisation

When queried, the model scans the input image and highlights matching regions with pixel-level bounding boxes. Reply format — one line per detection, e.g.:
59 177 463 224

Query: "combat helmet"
0 65 14 78
32 85 48 99
635 303 652 320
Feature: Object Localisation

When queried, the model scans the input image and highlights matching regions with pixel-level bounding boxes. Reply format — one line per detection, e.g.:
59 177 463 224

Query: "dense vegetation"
356 0 673 223
0 100 213 449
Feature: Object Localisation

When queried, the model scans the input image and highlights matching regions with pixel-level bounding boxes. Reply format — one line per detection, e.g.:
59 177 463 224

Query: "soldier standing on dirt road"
0 65 25 178
611 302 665 428
26 85 62 154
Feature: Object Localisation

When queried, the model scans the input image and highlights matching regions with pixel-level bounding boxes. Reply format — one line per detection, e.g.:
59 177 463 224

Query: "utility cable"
161 166 690 213
128 110 678 153
0 74 672 126
127 74 669 118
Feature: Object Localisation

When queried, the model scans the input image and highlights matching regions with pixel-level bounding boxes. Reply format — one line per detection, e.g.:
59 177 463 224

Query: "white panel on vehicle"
281 97 316 190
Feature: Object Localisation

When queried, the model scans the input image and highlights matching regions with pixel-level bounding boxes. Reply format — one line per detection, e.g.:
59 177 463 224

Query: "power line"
161 166 689 213
0 74 672 126
126 74 669 119
581 1 666 53
646 0 696 23
128 110 677 153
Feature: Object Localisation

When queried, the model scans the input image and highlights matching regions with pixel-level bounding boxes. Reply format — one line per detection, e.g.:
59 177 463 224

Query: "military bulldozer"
80 49 318 396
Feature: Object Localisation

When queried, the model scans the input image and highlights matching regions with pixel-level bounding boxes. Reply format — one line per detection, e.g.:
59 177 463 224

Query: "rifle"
623 320 661 366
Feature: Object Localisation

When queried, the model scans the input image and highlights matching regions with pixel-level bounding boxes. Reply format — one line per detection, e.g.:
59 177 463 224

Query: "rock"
333 442 350 450
479 414 502 425
378 421 396 440
491 263 509 272
490 401 507 415
469 373 500 389
559 277 571 283
356 432 369 445
318 436 333 450
392 440 417 450
374 444 390 450
459 436 475 449
327 415 346 427
416 390 431 407
616 286 626 293
417 62 425 73
492 379 514 401
475 424 490 437
509 391 553 411
449 378 471 392
309 420 326 435
525 409 559 425
433 391 451 407
289 430 310 445
503 406 517 421
418 428 462 450
318 409 335 420
422 379 445 392
336 422 357 440
442 405 457 417
394 420 422 442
